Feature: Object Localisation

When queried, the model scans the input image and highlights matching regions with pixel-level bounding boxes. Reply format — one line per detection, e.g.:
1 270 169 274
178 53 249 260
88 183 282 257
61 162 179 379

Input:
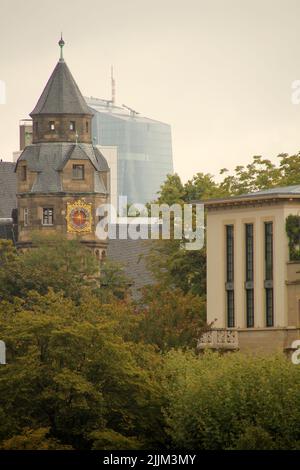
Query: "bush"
163 350 300 450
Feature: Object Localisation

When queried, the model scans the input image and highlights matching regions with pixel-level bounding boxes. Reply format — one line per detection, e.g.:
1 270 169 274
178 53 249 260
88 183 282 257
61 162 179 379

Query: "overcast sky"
1 0 300 182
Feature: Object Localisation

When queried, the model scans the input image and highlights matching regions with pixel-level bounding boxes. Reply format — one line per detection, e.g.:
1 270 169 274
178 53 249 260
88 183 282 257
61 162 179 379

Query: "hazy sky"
1 0 300 182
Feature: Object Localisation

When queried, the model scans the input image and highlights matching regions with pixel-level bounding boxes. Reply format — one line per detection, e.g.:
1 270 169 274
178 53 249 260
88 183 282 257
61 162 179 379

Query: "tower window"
49 121 55 131
72 164 85 180
24 208 29 226
70 121 76 131
21 165 27 181
86 121 89 133
42 208 54 226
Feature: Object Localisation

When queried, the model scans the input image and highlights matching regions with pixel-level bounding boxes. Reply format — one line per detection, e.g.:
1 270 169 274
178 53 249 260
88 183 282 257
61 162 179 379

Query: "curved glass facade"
86 98 173 204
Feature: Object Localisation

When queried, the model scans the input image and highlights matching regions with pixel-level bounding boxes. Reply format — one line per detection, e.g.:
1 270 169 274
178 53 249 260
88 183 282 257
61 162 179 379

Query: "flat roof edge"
193 193 300 206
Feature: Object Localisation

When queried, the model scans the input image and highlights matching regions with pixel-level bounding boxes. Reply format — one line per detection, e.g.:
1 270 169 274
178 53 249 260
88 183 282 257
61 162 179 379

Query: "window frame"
42 208 54 226
72 164 85 180
24 208 29 226
225 224 235 328
264 222 274 327
245 223 254 328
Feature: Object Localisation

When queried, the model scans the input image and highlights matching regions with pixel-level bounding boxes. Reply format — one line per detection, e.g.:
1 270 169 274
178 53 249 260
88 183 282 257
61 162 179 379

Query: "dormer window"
70 121 76 131
72 164 85 180
49 121 55 131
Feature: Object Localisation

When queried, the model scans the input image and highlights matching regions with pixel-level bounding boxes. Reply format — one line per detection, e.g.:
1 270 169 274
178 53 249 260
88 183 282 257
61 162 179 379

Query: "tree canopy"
1 151 300 449
149 152 300 296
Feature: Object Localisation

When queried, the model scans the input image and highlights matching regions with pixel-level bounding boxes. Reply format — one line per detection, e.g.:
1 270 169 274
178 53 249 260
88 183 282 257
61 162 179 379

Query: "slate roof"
0 162 17 217
16 143 109 194
107 226 155 298
30 60 93 116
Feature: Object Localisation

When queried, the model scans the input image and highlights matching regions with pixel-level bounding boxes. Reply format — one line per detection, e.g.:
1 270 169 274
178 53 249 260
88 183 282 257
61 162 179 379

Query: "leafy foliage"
163 350 300 450
0 234 100 303
286 215 300 261
0 288 165 449
136 285 207 351
152 152 300 295
99 259 129 301
0 427 72 450
1 150 300 450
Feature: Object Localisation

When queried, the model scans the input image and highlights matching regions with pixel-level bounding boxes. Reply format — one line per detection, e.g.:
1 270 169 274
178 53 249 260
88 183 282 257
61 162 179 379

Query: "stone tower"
16 38 109 260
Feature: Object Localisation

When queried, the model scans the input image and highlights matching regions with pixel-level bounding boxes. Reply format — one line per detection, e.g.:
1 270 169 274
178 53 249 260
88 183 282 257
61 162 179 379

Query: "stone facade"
15 41 109 259
32 114 93 145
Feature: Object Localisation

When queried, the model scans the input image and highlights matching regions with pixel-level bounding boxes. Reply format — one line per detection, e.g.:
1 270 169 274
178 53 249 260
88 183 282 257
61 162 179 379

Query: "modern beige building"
199 186 300 353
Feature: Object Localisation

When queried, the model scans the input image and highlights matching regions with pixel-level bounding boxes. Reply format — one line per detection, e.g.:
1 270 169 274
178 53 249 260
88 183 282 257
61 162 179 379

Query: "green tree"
154 173 185 205
0 289 165 450
163 350 300 450
149 152 300 296
147 239 206 296
0 234 99 303
136 285 207 351
99 259 129 301
0 234 130 304
0 428 72 450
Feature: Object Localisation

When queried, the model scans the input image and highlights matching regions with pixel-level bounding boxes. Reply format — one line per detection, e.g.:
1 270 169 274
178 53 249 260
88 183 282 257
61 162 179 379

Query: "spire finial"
58 33 65 62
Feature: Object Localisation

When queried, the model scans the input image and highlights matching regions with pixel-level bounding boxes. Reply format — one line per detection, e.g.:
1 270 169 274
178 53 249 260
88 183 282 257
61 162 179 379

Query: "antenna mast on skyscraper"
111 66 116 105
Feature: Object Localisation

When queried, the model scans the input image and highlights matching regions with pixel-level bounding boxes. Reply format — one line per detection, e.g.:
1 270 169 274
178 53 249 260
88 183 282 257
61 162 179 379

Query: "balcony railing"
198 328 239 350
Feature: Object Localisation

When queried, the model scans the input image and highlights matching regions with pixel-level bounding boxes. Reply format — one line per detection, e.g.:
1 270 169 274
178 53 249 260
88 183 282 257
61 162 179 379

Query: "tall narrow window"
42 208 54 226
86 121 89 133
265 222 274 327
24 208 29 226
245 224 254 327
226 225 235 327
49 121 55 131
70 121 76 131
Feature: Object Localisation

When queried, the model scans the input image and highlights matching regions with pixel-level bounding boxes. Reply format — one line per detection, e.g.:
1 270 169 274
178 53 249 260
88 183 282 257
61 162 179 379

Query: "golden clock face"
66 200 92 233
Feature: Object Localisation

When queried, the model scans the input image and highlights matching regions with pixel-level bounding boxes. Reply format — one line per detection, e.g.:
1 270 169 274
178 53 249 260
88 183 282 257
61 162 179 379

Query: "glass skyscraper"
85 97 173 204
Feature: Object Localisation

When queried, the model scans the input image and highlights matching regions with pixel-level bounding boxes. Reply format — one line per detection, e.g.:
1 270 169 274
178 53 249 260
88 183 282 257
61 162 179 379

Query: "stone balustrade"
198 328 239 350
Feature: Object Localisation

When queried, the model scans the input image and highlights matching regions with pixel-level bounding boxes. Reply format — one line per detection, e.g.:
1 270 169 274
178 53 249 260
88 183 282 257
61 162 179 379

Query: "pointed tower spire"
58 34 65 62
